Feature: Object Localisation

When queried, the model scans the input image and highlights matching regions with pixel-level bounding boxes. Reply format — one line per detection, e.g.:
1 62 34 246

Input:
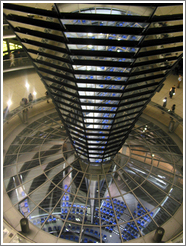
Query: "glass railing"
3 24 16 36
149 101 183 125
3 96 49 125
3 96 183 129
3 57 33 72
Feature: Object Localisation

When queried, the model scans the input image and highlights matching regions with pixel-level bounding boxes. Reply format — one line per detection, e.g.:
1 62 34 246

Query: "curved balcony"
3 56 34 73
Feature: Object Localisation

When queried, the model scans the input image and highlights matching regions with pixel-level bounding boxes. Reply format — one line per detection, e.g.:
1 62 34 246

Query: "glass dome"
3 110 183 243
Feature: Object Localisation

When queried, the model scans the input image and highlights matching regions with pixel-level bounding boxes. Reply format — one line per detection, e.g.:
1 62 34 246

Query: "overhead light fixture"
88 45 93 49
88 33 93 36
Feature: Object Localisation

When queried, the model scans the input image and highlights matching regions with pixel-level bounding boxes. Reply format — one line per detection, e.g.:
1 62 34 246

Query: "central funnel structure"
3 3 183 164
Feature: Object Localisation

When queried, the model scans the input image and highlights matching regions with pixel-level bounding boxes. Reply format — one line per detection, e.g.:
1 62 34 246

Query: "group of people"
20 93 33 106
20 93 34 123
162 97 175 113
163 75 182 114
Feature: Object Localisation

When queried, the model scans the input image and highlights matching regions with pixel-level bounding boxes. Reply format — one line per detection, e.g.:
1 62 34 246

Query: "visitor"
169 85 176 98
162 97 167 108
10 52 15 67
45 91 50 103
20 98 28 123
28 93 33 108
171 104 176 113
177 74 182 88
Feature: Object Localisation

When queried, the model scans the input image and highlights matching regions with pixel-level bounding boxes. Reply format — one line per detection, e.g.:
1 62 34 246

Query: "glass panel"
19 167 44 185
29 180 54 204
38 186 63 210
3 165 17 179
141 181 167 203
41 157 65 172
17 159 40 173
28 206 44 229
152 206 171 226
169 185 183 203
173 174 183 188
22 179 36 195
4 155 17 166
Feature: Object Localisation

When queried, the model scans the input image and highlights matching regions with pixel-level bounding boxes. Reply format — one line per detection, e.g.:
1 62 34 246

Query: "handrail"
3 57 34 73
149 101 183 125
3 97 183 128
3 24 16 38
3 96 49 125
166 230 183 243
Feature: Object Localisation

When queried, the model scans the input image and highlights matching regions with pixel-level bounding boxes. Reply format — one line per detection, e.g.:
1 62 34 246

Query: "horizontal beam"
3 3 57 18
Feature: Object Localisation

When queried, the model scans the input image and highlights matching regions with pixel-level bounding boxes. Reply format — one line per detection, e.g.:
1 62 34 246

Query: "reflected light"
25 82 30 89
33 91 37 96
88 33 93 36
88 45 93 49
7 99 12 107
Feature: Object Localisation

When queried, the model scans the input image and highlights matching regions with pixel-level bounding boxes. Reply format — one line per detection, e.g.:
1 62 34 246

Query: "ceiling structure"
3 3 183 164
